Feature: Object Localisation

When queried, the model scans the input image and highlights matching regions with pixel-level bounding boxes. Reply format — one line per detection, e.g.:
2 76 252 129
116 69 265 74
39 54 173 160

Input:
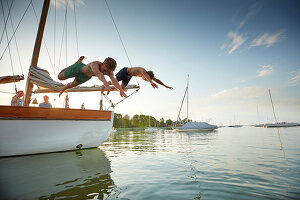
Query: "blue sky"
0 0 299 125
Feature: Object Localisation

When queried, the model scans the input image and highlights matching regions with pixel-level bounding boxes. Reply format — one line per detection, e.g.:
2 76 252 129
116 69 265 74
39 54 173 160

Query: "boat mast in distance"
268 89 278 123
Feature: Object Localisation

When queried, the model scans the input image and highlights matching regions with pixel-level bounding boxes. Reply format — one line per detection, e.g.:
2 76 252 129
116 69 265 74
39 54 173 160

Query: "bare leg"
59 79 78 97
57 56 85 80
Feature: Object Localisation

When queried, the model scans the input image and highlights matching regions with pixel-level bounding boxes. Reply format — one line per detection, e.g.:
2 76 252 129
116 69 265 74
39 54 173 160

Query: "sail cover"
29 66 139 93
0 75 24 84
178 122 218 130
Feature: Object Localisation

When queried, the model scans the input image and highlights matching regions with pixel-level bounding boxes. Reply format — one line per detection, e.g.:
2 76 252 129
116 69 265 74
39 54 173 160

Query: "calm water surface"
0 126 299 199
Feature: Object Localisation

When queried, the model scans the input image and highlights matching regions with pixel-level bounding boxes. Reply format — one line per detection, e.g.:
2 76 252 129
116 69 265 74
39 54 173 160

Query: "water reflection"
0 148 114 199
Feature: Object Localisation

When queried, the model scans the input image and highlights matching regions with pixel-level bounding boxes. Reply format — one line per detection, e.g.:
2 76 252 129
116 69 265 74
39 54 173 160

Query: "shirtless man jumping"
57 56 127 98
104 67 173 94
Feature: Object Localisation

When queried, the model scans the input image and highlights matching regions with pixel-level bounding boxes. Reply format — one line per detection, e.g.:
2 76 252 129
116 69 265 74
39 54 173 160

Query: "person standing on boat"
103 67 173 93
39 95 52 108
57 56 128 98
11 90 24 106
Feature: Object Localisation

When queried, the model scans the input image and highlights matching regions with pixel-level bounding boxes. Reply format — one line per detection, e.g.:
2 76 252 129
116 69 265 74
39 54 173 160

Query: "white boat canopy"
179 122 218 130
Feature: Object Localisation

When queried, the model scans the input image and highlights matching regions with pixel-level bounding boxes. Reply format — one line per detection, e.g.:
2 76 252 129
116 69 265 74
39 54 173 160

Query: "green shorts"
64 63 91 84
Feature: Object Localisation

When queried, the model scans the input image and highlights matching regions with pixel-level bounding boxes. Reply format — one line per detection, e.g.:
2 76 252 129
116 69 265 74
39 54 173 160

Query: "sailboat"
253 105 264 127
145 114 158 133
264 89 299 128
0 0 138 157
173 75 218 132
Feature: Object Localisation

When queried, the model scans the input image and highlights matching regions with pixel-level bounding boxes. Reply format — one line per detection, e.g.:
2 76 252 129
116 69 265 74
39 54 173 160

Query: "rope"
65 0 68 68
1 0 16 90
72 0 79 58
104 88 140 109
112 88 139 107
0 0 32 62
6 0 24 75
0 0 13 46
58 12 66 71
58 0 69 72
54 0 56 79
31 2 55 76
104 0 140 87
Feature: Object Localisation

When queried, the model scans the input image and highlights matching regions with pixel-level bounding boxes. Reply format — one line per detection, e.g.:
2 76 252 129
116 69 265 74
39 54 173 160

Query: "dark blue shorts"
116 67 132 87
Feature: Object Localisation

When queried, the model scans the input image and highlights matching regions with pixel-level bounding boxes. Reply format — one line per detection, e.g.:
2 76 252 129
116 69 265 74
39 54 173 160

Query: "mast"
176 74 189 124
268 89 278 123
256 105 260 125
24 0 50 106
187 74 189 122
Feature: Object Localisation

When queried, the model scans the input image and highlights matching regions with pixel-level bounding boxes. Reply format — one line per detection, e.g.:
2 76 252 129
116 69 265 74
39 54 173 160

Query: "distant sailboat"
173 75 218 132
264 89 299 128
145 114 158 133
254 105 265 127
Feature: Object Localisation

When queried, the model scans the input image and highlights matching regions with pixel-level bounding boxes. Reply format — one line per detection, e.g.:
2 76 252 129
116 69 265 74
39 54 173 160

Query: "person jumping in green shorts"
57 56 128 98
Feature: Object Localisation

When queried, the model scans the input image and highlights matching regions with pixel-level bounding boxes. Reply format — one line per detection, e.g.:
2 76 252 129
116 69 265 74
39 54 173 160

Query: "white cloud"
290 69 300 86
223 31 247 55
256 65 274 77
209 86 266 101
238 3 262 28
250 31 284 47
51 0 85 9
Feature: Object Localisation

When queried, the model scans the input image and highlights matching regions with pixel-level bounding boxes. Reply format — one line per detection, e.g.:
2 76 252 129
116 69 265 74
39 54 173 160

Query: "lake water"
0 126 299 199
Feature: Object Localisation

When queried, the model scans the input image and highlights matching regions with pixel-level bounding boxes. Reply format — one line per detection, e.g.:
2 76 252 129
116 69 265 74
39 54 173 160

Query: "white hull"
174 128 217 132
264 122 300 128
0 112 113 157
145 127 159 132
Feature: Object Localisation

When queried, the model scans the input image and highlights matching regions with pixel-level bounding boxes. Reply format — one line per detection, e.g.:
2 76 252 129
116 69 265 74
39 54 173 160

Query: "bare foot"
59 89 64 97
76 56 85 63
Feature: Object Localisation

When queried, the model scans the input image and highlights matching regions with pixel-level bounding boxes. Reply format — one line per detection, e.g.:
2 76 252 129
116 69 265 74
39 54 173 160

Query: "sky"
0 0 299 125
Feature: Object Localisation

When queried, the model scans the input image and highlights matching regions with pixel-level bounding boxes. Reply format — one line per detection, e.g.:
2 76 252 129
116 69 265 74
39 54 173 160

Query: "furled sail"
29 66 139 93
0 75 24 84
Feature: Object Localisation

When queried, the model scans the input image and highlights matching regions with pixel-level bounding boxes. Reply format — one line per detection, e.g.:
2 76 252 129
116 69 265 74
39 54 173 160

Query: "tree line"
113 113 173 128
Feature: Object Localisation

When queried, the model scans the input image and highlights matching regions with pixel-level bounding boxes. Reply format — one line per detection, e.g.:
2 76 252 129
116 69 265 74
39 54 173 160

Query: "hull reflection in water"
0 148 114 199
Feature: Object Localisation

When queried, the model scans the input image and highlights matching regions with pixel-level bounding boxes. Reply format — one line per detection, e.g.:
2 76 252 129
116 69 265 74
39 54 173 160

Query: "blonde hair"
103 57 117 71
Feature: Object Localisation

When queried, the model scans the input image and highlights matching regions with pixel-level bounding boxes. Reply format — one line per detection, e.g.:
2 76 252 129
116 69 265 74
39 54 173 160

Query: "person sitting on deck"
103 67 173 94
39 95 52 108
57 56 128 98
11 90 24 106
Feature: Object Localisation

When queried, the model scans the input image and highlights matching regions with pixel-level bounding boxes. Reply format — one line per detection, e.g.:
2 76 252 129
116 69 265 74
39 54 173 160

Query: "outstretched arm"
140 69 158 88
90 62 112 91
153 77 173 89
59 79 78 97
108 73 128 98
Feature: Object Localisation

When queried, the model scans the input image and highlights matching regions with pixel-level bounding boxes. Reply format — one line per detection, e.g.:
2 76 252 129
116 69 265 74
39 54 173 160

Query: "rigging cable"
0 0 33 62
6 0 24 75
58 0 68 72
31 2 55 76
72 0 79 58
65 0 68 69
58 6 66 72
54 0 56 79
104 0 140 87
1 0 16 90
0 0 13 46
